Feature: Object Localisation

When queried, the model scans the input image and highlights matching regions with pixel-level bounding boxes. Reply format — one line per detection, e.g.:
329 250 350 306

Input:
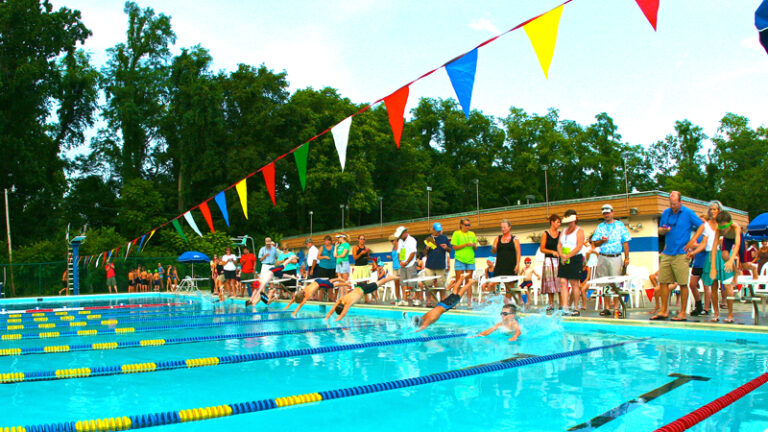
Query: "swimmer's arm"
474 322 502 337
282 298 295 310
324 299 342 320
292 298 308 316
335 303 352 321
508 320 521 342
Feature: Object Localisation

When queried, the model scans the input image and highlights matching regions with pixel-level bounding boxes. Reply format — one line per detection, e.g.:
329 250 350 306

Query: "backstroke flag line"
87 0 663 257
524 5 564 79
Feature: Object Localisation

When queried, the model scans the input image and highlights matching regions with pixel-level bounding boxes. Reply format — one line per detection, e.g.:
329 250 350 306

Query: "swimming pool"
0 293 766 431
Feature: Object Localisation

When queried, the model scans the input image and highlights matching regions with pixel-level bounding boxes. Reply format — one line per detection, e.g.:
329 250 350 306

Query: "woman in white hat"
557 209 585 316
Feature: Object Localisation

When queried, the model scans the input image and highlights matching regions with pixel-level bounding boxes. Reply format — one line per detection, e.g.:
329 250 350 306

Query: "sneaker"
699 309 710 316
690 308 702 317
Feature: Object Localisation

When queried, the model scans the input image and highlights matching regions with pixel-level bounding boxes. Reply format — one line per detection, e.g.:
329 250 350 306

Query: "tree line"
2 0 767 264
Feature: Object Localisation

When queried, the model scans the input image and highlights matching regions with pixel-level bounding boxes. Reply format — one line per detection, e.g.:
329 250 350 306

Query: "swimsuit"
437 293 461 311
520 280 533 289
357 282 378 295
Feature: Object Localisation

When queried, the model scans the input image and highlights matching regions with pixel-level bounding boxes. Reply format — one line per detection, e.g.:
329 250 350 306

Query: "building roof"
283 191 748 248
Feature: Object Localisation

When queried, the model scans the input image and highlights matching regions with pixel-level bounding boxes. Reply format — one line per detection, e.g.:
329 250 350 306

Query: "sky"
53 0 768 151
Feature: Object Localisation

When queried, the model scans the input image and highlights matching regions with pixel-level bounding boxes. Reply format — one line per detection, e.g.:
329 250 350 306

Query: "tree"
0 0 98 245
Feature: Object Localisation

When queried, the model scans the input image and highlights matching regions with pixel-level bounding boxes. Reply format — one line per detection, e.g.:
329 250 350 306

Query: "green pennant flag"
171 219 188 242
293 144 308 191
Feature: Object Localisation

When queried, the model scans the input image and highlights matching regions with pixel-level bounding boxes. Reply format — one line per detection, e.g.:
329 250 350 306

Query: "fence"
1 257 214 298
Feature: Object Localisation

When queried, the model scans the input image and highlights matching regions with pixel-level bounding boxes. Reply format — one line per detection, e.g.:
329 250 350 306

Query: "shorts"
358 282 378 295
316 267 336 279
399 266 418 288
224 270 236 280
454 261 475 271
691 267 703 277
424 268 447 287
352 265 371 281
217 275 226 282
241 272 254 282
336 261 351 274
659 254 690 285
438 293 461 310
595 255 623 279
558 255 584 280
520 280 533 289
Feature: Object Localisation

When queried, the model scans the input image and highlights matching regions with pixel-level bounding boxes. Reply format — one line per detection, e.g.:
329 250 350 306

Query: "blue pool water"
1 293 767 431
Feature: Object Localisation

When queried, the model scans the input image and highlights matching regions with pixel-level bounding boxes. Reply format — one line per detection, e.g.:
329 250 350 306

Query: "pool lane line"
8 339 642 432
0 305 205 323
0 323 377 358
0 316 320 341
566 373 710 431
0 310 291 333
654 371 768 432
0 333 466 384
0 302 187 316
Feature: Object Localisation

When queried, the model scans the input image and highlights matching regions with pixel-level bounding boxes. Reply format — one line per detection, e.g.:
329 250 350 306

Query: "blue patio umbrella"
747 213 768 241
757 0 768 54
177 251 211 277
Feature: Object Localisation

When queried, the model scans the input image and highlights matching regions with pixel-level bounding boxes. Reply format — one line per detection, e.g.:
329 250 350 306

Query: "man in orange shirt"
105 261 118 294
240 247 257 293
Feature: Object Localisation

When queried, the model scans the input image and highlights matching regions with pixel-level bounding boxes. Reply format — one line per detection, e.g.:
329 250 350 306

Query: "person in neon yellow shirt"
451 217 477 308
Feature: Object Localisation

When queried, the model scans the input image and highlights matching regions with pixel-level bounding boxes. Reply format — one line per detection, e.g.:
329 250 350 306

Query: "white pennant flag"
95 253 102 268
124 241 132 261
331 116 352 172
183 211 204 237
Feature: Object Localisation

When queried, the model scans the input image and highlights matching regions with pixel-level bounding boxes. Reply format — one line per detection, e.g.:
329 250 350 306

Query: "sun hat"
393 226 407 237
562 214 577 223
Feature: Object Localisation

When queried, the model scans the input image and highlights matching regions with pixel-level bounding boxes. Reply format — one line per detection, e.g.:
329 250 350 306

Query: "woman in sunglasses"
474 303 521 342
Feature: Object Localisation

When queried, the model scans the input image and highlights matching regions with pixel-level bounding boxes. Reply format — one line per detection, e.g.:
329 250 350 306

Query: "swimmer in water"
474 303 521 342
412 273 474 332
325 275 400 321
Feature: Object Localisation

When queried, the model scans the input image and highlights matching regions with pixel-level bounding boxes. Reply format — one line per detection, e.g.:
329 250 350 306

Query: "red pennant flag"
384 86 409 148
132 238 139 246
199 202 215 233
645 288 655 302
102 252 107 264
263 162 276 206
635 0 659 30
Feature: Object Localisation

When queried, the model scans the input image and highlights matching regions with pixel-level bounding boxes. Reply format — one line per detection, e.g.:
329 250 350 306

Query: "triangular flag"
131 238 139 246
183 211 203 237
102 252 107 264
199 202 215 233
214 191 230 227
235 179 248 219
142 229 156 252
635 0 659 31
445 49 478 119
293 144 309 191
137 234 147 252
107 250 112 260
331 116 352 171
171 219 188 242
524 5 564 79
263 162 276 206
384 86 409 148
95 253 102 268
645 288 655 302
124 241 132 261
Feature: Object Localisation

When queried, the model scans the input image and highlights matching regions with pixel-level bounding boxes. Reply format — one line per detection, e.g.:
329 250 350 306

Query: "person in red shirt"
105 261 118 294
239 248 257 292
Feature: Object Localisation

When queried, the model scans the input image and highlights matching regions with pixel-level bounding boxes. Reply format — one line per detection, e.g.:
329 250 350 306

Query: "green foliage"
79 227 126 257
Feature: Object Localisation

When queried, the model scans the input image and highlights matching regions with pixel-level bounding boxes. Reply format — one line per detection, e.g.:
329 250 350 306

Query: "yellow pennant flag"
235 179 248 219
524 5 564 79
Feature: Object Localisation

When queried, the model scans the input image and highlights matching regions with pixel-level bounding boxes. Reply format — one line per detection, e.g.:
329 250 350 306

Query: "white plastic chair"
624 264 650 308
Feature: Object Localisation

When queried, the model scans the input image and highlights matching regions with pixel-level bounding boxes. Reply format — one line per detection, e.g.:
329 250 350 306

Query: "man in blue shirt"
423 222 452 306
258 237 279 272
654 191 702 321
591 204 631 318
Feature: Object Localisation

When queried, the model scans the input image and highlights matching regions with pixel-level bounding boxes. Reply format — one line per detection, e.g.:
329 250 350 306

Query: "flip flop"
724 318 735 324
650 315 668 321
671 316 687 322
710 317 720 323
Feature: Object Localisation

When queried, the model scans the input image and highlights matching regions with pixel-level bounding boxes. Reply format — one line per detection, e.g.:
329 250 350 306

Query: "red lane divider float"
1 302 186 315
654 371 768 432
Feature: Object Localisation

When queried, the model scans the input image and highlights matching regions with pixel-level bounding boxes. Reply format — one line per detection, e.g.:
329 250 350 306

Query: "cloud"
469 18 499 35
740 35 765 52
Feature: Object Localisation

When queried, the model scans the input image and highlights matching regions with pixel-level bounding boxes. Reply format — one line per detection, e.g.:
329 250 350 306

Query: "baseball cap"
393 226 407 237
432 222 443 232
601 204 614 213
305 238 313 244
524 257 532 263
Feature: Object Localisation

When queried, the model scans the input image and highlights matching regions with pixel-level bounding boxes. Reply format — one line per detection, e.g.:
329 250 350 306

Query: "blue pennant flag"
445 48 478 119
137 235 146 252
215 191 230 227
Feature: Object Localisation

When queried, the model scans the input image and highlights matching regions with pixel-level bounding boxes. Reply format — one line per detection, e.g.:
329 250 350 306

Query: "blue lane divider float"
1 332 465 384
0 310 291 333
9 339 643 431
0 316 322 342
0 324 376 358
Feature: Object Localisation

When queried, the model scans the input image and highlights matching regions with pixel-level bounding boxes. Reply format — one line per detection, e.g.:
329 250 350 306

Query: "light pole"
621 151 632 213
309 211 313 237
525 194 535 205
340 204 345 230
472 179 479 225
4 186 15 296
426 186 432 224
378 196 383 234
541 165 549 217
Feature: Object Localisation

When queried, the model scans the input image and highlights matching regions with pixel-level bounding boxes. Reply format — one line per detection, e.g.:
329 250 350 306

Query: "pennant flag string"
199 202 216 233
88 0 664 260
142 229 157 252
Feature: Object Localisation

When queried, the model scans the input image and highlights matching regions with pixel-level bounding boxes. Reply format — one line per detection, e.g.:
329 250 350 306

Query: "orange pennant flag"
199 202 215 233
262 162 276 206
384 86 409 148
524 5 564 79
